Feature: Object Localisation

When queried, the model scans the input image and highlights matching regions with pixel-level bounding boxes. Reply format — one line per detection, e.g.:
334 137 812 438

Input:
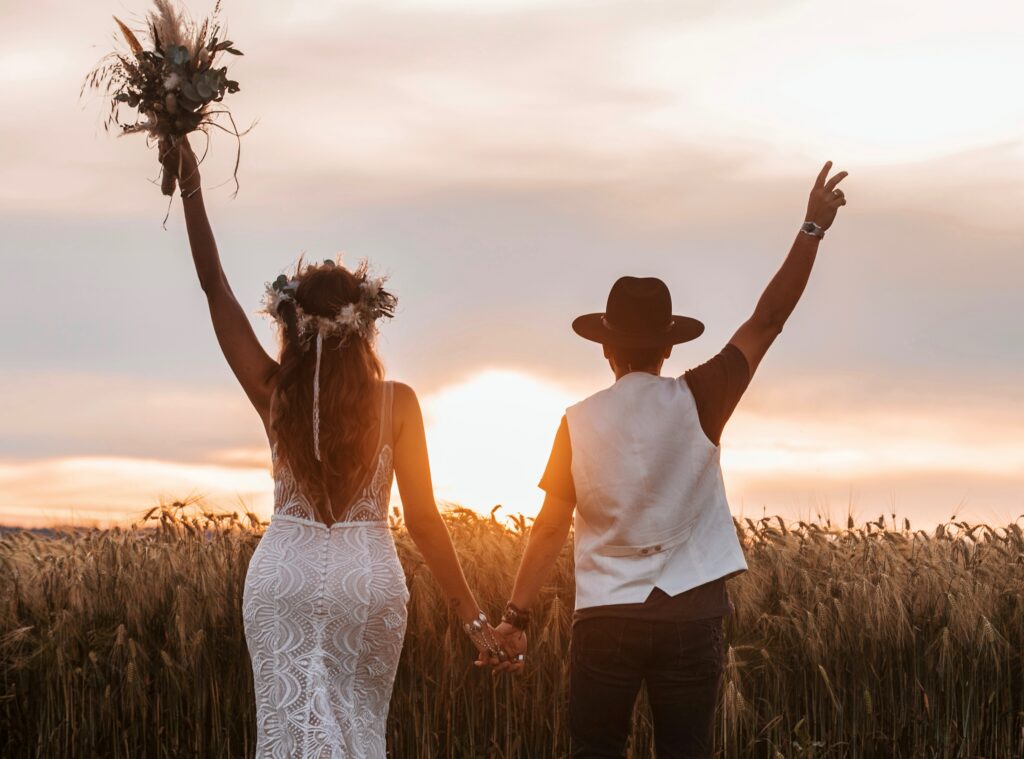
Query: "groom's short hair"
606 344 665 371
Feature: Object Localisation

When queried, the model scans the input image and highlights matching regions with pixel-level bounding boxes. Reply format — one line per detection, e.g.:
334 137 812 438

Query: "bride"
162 138 507 757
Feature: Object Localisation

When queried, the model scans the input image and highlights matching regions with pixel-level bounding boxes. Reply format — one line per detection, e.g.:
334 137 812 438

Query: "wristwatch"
800 220 825 239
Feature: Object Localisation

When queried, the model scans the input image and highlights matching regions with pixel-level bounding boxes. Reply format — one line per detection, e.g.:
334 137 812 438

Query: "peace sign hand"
806 161 848 231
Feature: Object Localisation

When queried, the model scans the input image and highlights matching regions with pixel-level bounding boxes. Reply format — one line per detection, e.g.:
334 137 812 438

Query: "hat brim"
572 313 705 348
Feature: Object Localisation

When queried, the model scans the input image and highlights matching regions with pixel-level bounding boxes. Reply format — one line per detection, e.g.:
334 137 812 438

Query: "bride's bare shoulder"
388 382 424 447
389 381 422 420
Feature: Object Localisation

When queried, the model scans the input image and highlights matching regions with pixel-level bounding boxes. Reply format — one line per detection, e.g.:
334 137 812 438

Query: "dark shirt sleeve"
682 343 751 446
538 415 577 502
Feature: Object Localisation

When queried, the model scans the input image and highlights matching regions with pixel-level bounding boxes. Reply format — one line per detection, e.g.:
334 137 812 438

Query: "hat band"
601 315 675 336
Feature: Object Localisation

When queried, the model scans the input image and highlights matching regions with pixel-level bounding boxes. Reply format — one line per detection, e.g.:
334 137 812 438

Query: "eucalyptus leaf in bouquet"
84 0 250 199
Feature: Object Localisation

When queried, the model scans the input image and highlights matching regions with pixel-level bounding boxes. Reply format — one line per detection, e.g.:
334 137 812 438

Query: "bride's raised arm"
166 138 278 428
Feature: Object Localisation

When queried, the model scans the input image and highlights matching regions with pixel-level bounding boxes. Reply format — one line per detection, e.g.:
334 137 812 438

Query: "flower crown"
259 259 396 347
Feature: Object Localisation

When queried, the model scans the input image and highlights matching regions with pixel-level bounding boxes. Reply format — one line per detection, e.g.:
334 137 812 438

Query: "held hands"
471 619 527 676
805 161 848 231
463 611 513 670
491 622 527 675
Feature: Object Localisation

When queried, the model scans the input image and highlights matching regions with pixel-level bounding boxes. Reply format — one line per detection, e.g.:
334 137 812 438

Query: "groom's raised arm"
729 161 848 376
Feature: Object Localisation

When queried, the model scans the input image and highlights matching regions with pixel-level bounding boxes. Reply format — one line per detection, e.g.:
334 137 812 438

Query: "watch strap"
502 602 532 631
800 220 825 239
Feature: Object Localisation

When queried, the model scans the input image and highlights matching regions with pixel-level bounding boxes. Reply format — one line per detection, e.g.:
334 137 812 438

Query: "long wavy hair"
268 259 395 523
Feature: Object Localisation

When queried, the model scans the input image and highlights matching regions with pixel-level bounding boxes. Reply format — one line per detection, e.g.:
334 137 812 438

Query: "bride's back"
272 381 395 525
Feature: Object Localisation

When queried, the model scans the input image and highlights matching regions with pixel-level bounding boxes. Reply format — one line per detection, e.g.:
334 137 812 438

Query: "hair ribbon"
312 330 324 461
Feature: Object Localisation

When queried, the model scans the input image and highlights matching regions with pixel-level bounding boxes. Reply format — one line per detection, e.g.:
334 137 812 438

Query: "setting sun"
419 370 578 519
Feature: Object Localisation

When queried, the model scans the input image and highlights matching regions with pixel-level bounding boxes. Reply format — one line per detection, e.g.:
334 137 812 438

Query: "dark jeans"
569 615 725 759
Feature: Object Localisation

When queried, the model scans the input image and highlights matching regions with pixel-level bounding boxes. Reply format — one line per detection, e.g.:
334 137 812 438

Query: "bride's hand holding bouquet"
85 0 247 203
161 135 201 198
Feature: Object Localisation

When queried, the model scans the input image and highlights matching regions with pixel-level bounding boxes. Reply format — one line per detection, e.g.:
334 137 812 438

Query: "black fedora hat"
572 276 704 348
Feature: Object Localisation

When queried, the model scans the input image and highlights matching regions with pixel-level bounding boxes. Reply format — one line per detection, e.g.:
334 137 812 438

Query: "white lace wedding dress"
243 382 409 758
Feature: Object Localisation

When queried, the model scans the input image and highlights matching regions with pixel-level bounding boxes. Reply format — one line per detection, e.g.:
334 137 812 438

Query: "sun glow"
0 456 273 528
418 370 578 519
2 369 1023 528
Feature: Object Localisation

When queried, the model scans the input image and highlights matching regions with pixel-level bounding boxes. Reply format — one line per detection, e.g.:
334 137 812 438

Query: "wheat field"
1 504 1022 758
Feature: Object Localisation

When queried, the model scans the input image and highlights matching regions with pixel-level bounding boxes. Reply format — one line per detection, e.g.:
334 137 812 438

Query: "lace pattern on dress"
244 381 406 759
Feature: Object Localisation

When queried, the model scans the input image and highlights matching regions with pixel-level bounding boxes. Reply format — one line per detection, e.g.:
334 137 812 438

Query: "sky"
1 0 1022 528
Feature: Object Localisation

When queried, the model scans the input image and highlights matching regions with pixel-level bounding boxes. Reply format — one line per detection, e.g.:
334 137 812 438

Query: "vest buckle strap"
596 516 699 558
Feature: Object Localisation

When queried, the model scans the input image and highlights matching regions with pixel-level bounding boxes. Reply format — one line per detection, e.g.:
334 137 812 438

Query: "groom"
487 163 848 757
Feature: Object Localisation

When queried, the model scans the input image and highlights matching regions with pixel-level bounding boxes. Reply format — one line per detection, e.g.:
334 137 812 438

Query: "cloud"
0 371 268 460
0 0 1021 528
726 471 1024 532
1 0 1021 222
3 367 1022 528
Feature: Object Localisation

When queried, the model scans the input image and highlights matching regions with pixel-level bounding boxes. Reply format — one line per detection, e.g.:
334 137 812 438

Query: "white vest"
566 372 748 611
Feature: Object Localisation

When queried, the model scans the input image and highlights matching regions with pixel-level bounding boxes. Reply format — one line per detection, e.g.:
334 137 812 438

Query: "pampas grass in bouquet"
84 0 248 198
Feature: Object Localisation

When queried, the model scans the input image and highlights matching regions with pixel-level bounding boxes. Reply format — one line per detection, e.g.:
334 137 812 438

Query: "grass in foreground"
1 504 1022 758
